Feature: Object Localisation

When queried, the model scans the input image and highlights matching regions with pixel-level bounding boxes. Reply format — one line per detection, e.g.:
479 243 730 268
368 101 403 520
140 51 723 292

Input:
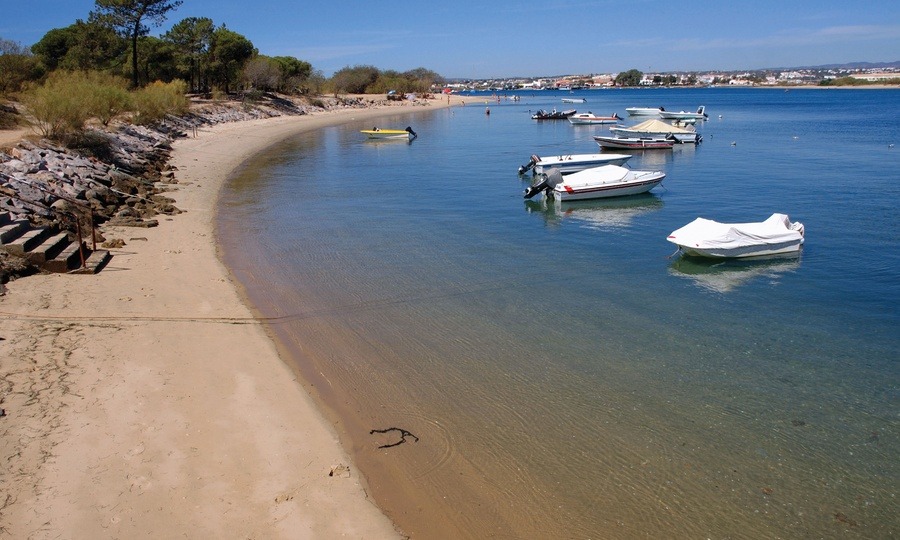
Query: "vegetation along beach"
2 0 898 538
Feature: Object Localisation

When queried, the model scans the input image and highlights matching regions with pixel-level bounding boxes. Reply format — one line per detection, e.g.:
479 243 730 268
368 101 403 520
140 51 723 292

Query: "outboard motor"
405 126 418 139
524 168 564 199
518 154 541 175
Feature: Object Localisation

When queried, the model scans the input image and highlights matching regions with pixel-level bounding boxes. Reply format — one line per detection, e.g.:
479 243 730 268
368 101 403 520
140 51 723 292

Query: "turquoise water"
220 88 899 538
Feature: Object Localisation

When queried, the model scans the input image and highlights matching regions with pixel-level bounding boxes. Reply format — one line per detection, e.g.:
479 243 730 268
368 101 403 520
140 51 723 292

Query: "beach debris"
761 487 774 496
369 427 419 449
328 463 350 478
791 419 806 426
834 511 858 527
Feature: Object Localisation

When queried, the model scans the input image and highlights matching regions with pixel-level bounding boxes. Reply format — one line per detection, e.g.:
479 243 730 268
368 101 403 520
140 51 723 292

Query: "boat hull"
610 128 700 143
625 107 662 116
568 115 620 125
675 240 803 259
593 136 674 149
547 166 666 201
360 130 414 140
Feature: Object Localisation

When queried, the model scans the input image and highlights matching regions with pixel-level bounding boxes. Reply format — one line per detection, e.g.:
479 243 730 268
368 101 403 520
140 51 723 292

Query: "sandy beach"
0 95 465 538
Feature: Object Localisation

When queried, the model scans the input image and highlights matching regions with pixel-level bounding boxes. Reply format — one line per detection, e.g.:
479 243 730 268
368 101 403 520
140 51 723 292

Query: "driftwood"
369 427 419 449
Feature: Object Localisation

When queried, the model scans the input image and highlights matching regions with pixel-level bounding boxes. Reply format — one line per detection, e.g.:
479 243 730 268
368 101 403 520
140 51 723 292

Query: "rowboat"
524 165 665 201
593 135 675 149
360 126 417 140
517 153 633 175
568 112 622 125
667 213 805 258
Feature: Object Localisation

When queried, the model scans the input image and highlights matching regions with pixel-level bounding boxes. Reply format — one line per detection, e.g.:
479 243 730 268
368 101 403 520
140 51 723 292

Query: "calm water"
219 88 899 538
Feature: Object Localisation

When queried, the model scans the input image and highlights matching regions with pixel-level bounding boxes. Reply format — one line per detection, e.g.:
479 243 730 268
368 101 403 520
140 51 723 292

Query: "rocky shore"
0 93 431 282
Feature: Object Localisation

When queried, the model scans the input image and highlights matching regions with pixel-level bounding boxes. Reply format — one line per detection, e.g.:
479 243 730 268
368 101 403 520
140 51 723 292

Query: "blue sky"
2 0 898 78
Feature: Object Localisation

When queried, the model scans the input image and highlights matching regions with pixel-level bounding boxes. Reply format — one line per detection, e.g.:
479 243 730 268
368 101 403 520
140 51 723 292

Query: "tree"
207 25 254 93
614 69 643 87
330 65 379 95
32 21 125 73
91 0 183 88
163 17 214 93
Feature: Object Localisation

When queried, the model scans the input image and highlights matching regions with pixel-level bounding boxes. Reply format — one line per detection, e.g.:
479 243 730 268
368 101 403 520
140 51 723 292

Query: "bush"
22 70 134 139
132 80 189 125
22 71 93 139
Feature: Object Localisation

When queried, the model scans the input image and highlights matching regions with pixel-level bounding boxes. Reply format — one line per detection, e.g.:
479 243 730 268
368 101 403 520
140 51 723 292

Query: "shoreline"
0 95 466 537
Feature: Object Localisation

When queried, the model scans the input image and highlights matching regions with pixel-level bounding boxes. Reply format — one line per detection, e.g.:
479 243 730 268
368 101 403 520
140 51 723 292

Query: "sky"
2 0 898 79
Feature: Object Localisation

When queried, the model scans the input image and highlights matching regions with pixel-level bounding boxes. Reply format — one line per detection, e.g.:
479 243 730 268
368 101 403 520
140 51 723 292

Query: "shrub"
83 72 131 126
132 80 189 125
22 71 93 139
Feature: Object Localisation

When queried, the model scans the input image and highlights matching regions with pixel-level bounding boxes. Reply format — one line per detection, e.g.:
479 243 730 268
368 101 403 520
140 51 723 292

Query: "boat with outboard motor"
360 126 417 140
518 153 633 175
593 135 675 149
524 165 665 201
666 213 805 258
659 106 708 121
610 118 701 144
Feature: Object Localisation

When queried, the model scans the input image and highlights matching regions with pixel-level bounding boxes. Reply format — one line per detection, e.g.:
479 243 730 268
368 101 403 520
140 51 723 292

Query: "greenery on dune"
818 76 900 86
0 0 444 142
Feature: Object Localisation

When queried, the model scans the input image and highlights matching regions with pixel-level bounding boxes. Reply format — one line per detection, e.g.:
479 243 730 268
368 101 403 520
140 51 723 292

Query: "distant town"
446 63 900 91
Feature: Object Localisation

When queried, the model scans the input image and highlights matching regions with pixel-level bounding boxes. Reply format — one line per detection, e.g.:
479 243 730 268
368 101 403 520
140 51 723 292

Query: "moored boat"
524 165 665 201
531 108 577 120
567 112 622 125
667 213 805 258
360 126 417 140
659 106 708 121
593 135 675 149
517 153 633 175
610 118 701 144
625 107 664 116
562 97 586 103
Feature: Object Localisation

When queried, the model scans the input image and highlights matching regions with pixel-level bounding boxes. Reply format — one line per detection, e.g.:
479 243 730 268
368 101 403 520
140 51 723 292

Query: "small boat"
610 118 701 144
659 106 708 121
517 153 633 175
360 126 417 140
625 107 664 116
531 108 577 120
524 165 665 201
667 213 805 258
562 97 586 103
567 112 622 125
593 135 675 150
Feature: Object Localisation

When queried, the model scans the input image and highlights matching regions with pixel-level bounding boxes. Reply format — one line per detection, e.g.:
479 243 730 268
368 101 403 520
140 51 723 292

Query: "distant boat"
531 108 577 120
360 126 417 140
625 107 664 116
517 153 633 175
667 213 805 258
524 165 665 201
659 106 708 121
562 97 586 103
593 135 675 150
567 112 622 125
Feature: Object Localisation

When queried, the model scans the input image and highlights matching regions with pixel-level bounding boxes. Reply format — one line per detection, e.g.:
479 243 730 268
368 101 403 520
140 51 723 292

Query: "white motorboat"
659 106 708 121
625 107 664 116
517 153 632 175
562 97 586 103
524 165 665 201
568 112 622 125
667 213 805 258
610 118 701 144
360 126 417 140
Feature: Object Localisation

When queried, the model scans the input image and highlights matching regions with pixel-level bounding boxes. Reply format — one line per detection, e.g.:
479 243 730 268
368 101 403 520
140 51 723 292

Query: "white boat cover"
668 213 803 250
561 165 630 187
626 119 694 133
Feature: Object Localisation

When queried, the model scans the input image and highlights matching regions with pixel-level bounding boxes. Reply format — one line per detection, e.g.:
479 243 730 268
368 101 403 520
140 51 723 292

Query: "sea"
218 87 899 539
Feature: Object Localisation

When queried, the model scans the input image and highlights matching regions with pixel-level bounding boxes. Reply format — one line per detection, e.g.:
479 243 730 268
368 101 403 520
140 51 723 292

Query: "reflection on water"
669 252 802 293
524 193 664 230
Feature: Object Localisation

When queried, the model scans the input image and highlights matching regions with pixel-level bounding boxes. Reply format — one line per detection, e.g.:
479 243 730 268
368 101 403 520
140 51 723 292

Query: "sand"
0 94 467 538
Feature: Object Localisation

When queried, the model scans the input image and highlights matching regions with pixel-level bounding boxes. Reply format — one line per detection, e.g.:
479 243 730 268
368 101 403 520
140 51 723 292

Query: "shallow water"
220 88 899 538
